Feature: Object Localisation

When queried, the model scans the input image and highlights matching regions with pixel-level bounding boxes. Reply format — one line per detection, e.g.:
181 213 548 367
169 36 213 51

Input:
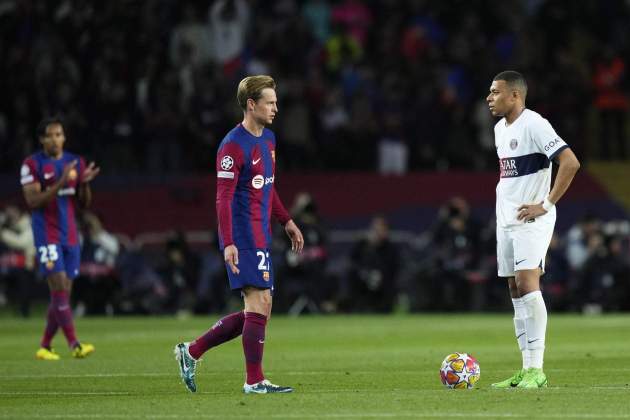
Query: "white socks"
512 291 548 370
512 298 529 369
521 290 547 369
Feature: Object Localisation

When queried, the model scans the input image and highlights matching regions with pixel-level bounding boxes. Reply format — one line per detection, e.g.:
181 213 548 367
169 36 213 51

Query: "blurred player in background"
487 71 580 388
175 75 304 394
21 117 100 360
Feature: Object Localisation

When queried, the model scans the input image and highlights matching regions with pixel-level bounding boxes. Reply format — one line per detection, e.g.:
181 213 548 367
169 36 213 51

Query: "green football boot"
174 342 197 392
516 368 548 389
491 368 526 388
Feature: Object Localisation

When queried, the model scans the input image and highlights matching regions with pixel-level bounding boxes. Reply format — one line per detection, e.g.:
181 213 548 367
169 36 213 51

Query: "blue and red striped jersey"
20 151 86 247
216 124 290 250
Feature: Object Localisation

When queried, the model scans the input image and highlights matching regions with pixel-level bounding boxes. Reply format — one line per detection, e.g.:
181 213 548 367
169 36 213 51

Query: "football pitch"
1 314 629 419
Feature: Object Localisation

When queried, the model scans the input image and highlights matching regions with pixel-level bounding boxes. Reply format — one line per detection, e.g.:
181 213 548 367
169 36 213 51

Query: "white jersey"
495 109 569 227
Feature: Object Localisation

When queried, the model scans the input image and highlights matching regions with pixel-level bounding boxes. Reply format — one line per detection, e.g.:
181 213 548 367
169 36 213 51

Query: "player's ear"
247 98 255 112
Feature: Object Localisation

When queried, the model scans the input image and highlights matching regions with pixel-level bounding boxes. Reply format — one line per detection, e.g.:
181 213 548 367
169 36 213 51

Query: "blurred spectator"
169 3 212 68
542 233 571 311
592 49 629 159
194 239 230 315
302 0 331 44
158 232 200 314
378 112 408 175
0 205 36 317
208 0 250 74
73 212 120 316
429 197 483 311
275 192 329 314
116 246 167 315
566 214 601 272
344 215 398 312
276 80 317 170
576 233 630 312
331 0 372 47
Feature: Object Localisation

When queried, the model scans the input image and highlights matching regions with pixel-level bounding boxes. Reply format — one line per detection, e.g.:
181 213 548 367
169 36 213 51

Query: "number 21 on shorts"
256 250 270 271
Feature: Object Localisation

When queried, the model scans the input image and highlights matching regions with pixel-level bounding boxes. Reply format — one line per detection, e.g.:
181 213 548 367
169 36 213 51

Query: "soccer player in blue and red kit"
21 117 100 360
175 75 304 394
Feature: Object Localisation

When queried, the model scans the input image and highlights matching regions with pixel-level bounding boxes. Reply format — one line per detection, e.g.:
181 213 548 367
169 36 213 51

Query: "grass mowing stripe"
0 314 628 418
2 414 630 419
3 367 630 379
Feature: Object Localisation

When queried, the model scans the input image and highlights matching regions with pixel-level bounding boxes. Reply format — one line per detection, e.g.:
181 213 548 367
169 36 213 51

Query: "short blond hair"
237 75 276 111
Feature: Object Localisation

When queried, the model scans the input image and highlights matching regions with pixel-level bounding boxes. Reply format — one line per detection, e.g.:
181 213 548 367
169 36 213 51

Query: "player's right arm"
216 142 244 274
21 159 77 209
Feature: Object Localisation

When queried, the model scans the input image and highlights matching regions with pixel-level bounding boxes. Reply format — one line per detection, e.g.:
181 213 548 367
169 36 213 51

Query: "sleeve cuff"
549 144 569 161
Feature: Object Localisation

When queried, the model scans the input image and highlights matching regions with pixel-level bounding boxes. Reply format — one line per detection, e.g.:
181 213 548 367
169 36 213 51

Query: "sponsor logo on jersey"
252 175 264 189
251 175 274 189
544 138 561 152
499 153 549 178
220 155 234 170
510 139 518 150
499 158 518 177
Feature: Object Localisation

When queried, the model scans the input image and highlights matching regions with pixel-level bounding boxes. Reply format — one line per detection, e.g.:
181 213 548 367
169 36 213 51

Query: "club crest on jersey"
46 260 55 270
221 156 234 170
510 139 518 150
68 168 77 180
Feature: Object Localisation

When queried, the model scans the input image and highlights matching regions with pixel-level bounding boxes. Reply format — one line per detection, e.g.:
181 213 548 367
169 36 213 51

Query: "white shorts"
496 218 555 277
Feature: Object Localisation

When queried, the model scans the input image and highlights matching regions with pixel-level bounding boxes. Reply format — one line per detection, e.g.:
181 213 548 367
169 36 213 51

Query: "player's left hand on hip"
285 220 304 253
82 161 101 183
517 203 546 221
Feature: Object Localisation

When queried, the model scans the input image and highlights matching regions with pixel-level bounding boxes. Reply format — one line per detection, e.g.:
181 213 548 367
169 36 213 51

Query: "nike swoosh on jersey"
515 259 527 265
252 158 261 165
44 172 55 179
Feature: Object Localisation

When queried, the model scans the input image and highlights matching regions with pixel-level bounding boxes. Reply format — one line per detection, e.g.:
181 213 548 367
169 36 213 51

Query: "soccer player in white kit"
486 71 581 388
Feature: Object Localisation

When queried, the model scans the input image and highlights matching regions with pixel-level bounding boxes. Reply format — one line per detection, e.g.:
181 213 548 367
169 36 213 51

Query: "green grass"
1 314 629 419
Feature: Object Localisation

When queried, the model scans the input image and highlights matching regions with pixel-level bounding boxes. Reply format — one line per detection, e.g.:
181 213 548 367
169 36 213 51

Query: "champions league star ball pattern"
440 353 480 389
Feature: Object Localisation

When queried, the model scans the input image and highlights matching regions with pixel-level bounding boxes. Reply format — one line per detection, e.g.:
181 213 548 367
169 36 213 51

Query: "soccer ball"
440 352 480 389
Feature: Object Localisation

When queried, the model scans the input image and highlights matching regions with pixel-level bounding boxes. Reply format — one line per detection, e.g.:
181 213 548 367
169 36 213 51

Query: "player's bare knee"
515 270 540 296
47 272 69 291
243 288 272 315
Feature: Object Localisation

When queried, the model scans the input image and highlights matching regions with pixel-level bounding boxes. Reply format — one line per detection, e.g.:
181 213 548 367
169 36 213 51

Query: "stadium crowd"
1 0 629 175
1 1 629 315
2 196 629 316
